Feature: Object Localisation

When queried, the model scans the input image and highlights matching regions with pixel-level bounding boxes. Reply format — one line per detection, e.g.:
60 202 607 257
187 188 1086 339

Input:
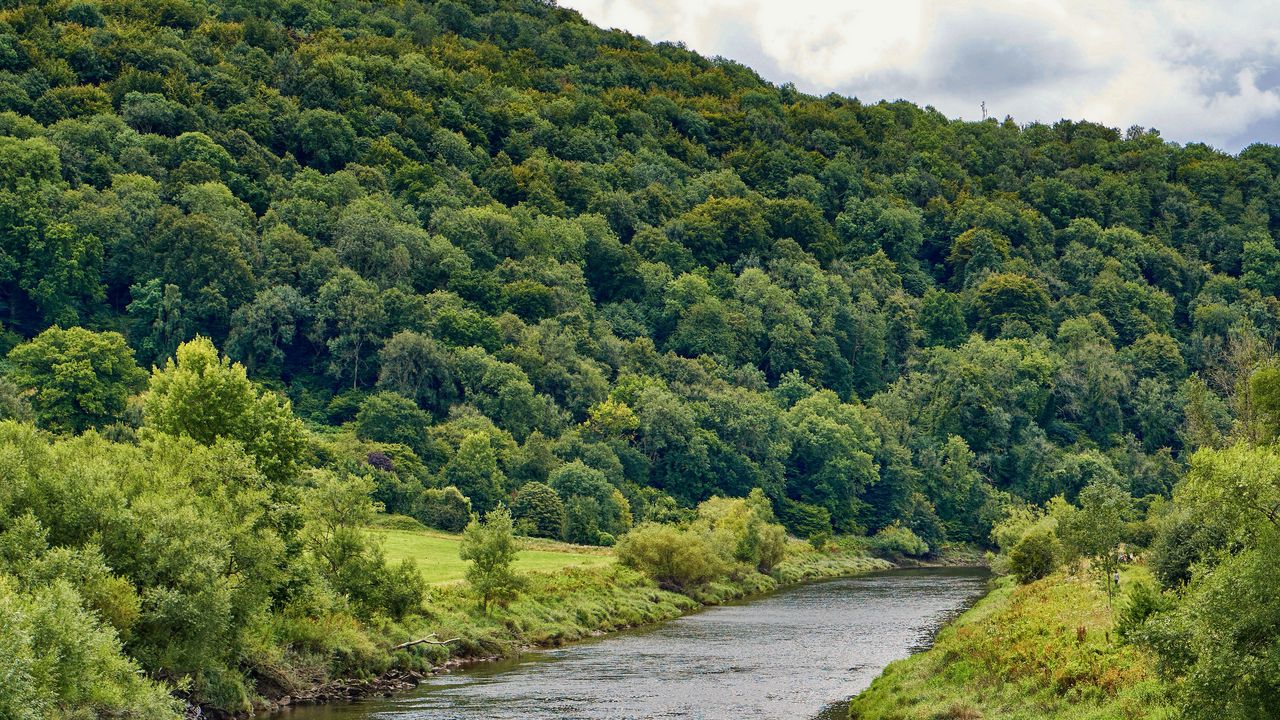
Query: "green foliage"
1008 528 1060 584
7 327 145 433
549 460 630 544
0 6 1240 667
460 507 524 612
144 337 304 483
1250 363 1280 441
0 377 33 423
693 490 788 573
1148 511 1226 589
777 499 833 538
1137 443 1280 719
0 576 182 719
615 522 727 592
354 391 431 457
1116 579 1171 641
0 0 1234 576
2 0 1279 710
303 469 424 619
443 432 506 515
850 568 1175 720
867 522 929 559
417 485 472 533
0 419 424 711
971 273 1052 336
511 481 566 538
1057 481 1132 609
783 391 878 533
1141 527 1280 720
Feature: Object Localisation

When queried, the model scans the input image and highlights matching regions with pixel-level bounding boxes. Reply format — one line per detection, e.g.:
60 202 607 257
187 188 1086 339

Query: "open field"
372 527 614 584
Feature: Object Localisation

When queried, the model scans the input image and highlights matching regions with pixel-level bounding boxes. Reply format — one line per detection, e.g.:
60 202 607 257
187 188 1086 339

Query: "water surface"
276 567 989 720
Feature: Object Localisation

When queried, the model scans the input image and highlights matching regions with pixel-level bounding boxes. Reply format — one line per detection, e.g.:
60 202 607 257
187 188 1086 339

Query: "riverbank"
250 545 893 716
847 565 1175 720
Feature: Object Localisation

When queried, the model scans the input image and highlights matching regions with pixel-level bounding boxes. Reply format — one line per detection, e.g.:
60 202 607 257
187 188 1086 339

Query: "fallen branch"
391 633 462 651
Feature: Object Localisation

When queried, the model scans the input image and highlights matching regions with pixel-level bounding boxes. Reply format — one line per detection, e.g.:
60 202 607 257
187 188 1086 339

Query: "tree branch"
391 634 461 651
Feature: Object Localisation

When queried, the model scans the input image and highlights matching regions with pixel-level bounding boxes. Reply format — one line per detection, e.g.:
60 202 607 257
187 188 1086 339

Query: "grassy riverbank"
848 566 1175 720
398 539 892 660
250 535 892 713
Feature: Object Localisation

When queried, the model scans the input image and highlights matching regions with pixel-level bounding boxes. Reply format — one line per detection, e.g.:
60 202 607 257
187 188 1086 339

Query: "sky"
559 0 1280 153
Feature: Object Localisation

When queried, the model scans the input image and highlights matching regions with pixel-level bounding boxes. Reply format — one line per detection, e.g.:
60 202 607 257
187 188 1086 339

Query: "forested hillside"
1 0 1279 715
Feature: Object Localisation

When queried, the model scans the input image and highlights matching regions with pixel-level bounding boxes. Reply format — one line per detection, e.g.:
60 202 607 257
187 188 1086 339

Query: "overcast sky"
560 0 1280 153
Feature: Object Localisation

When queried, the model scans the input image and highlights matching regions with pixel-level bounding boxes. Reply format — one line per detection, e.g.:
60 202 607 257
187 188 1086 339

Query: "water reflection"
275 568 989 720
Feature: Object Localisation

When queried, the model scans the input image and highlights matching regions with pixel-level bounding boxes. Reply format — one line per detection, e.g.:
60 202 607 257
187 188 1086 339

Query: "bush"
695 493 789 573
741 520 787 572
616 523 727 592
417 486 472 533
868 523 929 559
1008 527 1059 583
1149 513 1226 590
1116 580 1171 641
903 492 946 555
0 578 182 719
511 481 565 538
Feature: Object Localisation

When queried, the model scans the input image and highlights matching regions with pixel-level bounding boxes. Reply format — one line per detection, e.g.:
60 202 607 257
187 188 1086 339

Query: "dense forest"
2 0 1279 717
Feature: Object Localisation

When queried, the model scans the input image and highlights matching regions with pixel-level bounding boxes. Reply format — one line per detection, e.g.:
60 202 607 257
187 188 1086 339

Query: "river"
274 567 990 720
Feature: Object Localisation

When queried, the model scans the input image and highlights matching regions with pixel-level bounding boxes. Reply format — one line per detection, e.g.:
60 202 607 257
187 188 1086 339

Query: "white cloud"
560 0 1280 151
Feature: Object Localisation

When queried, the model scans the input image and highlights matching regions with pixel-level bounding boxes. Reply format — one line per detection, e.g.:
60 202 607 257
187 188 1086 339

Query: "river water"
275 567 990 720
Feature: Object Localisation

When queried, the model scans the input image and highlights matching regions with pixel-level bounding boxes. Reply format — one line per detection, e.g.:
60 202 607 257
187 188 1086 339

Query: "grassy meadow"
372 527 614 584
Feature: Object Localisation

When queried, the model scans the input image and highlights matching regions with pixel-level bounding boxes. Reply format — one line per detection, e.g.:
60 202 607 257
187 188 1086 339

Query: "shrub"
742 520 787 572
511 481 565 538
1148 513 1226 590
418 486 471 533
1116 580 1171 641
0 577 183 719
808 531 832 552
375 558 428 619
694 491 789 572
868 523 929 558
616 523 727 592
1009 527 1059 583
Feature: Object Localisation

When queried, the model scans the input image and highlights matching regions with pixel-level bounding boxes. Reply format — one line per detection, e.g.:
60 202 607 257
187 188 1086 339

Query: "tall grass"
848 565 1176 720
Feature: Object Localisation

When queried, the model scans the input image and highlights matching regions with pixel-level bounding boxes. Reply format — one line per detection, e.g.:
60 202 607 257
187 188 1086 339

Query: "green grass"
848 564 1176 720
371 527 614 584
